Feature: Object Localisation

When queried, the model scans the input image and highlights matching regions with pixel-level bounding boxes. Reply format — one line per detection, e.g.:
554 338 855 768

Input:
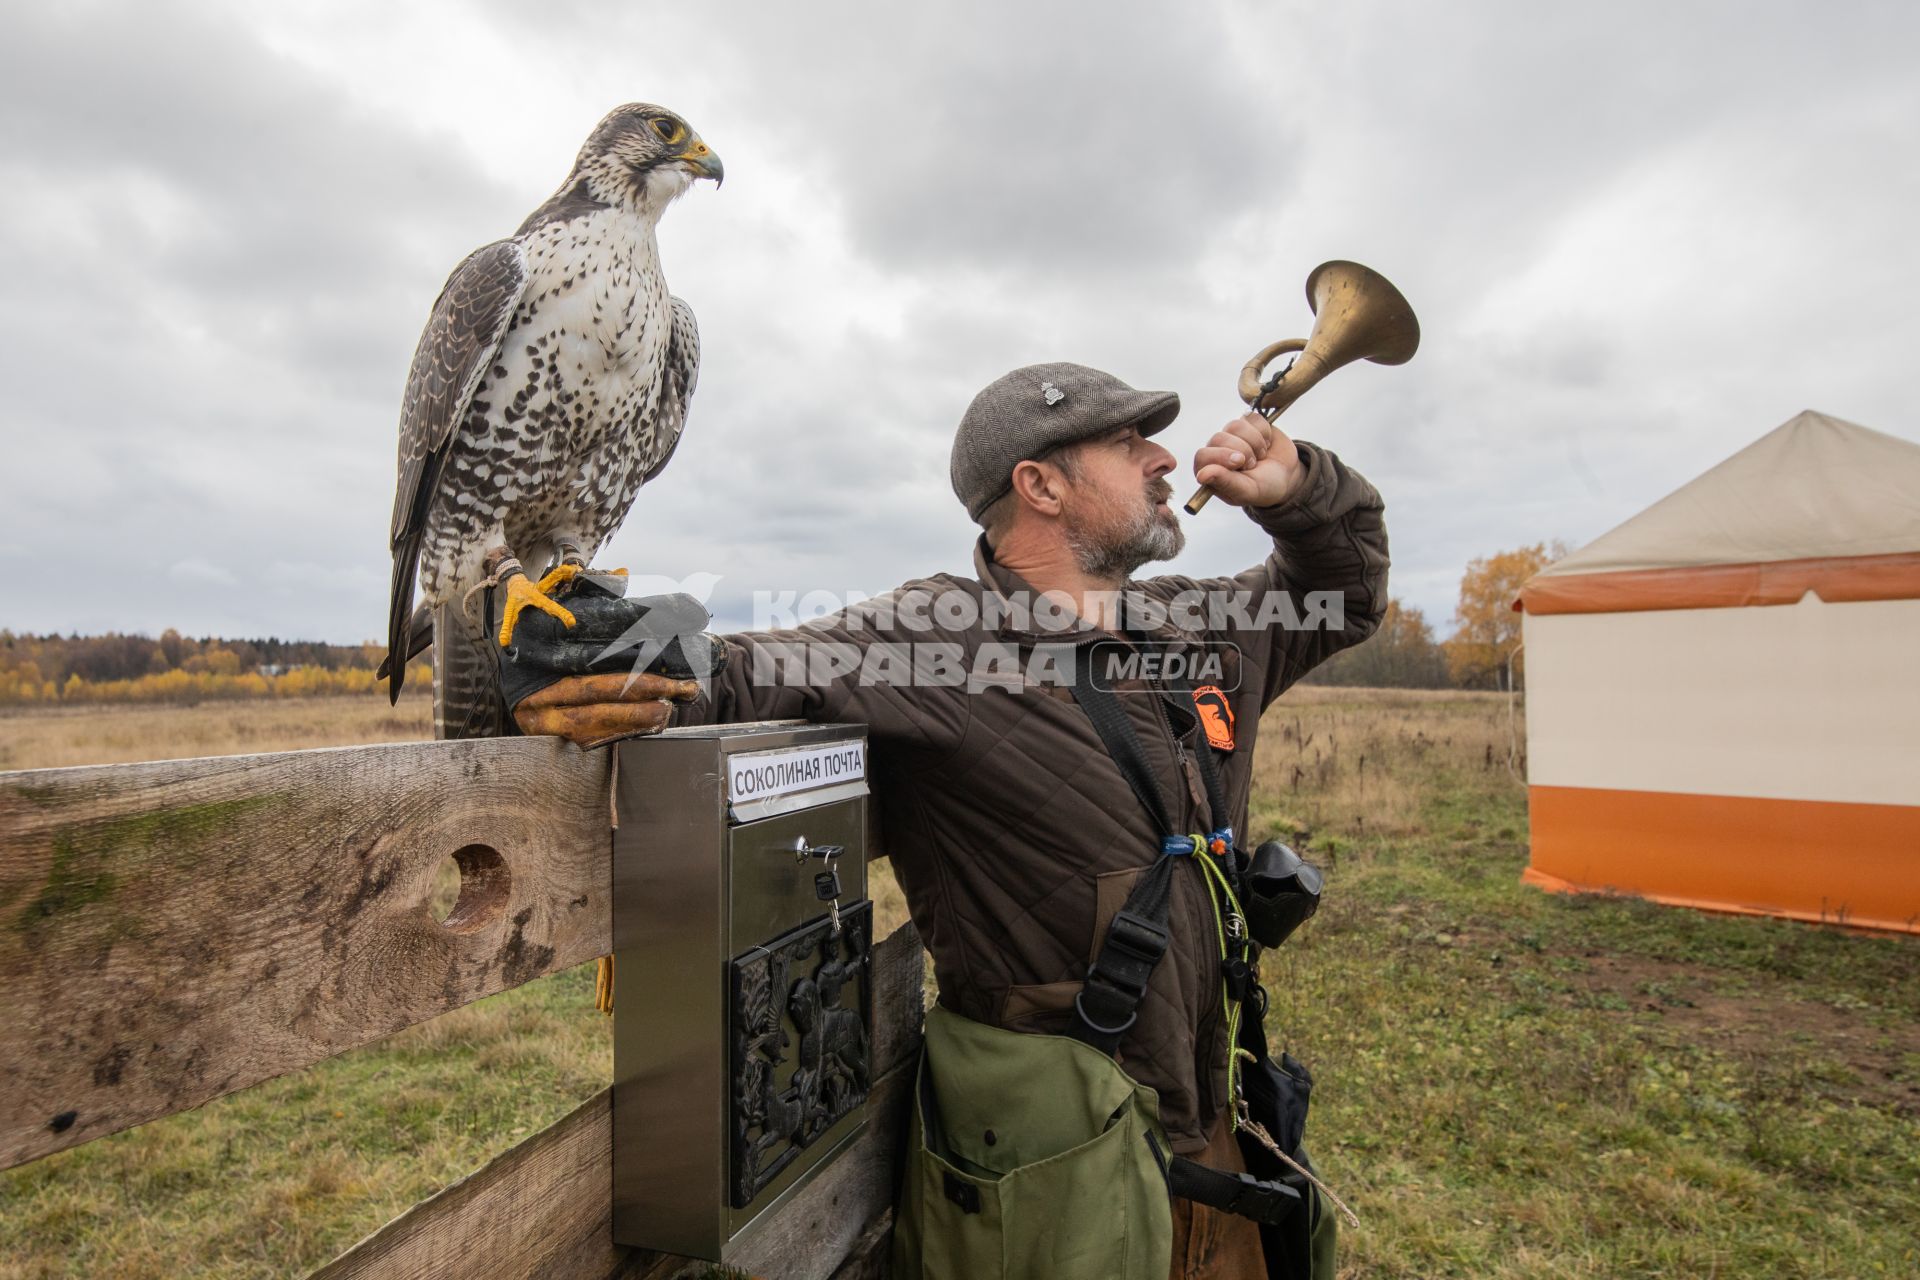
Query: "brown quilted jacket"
676 441 1387 1154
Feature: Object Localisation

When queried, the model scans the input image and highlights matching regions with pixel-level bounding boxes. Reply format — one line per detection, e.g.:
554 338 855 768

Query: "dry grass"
0 697 434 772
1251 685 1522 840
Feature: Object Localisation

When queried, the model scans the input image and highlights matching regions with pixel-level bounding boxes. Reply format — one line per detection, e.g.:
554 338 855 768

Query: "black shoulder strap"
1065 642 1180 1056
1072 639 1175 833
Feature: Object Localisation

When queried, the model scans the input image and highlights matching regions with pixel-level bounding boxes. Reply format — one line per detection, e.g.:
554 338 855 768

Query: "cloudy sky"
1 0 1914 643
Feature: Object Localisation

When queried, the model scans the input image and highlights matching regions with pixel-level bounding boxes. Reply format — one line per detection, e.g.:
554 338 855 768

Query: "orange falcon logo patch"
1192 685 1235 751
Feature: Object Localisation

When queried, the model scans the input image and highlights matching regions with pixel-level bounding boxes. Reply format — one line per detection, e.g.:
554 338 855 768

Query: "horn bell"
1240 260 1421 413
1302 259 1420 368
1192 259 1420 515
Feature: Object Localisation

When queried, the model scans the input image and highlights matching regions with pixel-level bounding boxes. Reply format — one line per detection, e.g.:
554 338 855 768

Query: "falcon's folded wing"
637 295 701 489
384 240 529 701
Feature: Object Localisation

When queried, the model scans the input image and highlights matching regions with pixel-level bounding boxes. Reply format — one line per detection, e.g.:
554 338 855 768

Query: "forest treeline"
2 542 1564 705
0 630 427 706
1301 541 1565 690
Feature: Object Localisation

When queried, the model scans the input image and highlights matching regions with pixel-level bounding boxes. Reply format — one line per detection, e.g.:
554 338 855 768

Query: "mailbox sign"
727 741 867 805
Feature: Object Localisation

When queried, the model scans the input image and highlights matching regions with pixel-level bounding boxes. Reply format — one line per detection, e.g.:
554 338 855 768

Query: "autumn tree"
181 645 241 676
1445 542 1567 689
1302 598 1449 688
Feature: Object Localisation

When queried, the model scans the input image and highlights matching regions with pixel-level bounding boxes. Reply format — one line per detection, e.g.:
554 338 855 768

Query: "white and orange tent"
1516 410 1920 934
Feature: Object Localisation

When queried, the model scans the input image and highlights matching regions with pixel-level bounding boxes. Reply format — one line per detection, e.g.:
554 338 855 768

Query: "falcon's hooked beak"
677 140 724 186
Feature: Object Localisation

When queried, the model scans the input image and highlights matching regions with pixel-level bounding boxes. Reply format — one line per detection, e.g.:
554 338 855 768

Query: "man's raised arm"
1236 438 1389 701
1144 412 1389 707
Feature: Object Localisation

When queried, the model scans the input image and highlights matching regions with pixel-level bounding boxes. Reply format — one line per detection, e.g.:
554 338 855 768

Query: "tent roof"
1539 410 1920 579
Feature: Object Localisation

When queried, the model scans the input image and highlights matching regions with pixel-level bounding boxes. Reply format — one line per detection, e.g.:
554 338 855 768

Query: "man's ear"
1009 459 1067 517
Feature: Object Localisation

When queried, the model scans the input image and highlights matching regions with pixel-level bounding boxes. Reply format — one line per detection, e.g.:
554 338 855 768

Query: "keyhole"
429 844 510 934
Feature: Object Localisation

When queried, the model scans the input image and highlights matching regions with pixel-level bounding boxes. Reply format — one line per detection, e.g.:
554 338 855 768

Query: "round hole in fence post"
429 844 511 933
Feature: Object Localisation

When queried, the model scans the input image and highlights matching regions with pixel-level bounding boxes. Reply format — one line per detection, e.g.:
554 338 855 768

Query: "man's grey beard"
1066 493 1186 579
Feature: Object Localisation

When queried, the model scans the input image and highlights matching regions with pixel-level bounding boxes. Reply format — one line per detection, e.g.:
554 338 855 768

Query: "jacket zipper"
1149 676 1189 817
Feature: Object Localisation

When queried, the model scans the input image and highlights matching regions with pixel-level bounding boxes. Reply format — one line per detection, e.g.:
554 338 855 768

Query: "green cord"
1194 846 1249 1123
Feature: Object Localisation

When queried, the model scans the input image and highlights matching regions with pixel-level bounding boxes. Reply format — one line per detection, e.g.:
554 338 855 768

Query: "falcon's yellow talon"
535 563 583 594
497 574 578 646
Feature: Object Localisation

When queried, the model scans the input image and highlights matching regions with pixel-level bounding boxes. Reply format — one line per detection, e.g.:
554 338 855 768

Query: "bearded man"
675 362 1387 1279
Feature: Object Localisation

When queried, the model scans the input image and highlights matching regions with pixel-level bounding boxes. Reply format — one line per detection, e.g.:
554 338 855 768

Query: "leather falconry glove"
486 571 725 749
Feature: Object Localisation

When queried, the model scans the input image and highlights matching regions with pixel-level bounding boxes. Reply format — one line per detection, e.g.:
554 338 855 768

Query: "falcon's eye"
651 118 686 145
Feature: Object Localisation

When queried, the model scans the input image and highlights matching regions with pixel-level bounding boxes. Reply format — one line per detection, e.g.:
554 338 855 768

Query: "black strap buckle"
1167 1154 1304 1227
1217 1169 1303 1225
1104 909 1170 970
1221 955 1252 1003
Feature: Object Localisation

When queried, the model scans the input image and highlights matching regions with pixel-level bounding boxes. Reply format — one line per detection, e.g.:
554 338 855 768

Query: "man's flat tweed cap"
950 362 1180 520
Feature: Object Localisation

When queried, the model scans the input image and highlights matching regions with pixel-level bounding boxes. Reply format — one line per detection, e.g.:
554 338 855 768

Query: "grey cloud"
479 0 1297 278
2 0 1916 648
0 1 527 642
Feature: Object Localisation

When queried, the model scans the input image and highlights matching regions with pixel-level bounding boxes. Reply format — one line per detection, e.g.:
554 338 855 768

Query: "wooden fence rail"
0 736 923 1278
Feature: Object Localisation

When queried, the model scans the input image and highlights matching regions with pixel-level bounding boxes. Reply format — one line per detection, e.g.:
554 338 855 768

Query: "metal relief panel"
728 901 873 1209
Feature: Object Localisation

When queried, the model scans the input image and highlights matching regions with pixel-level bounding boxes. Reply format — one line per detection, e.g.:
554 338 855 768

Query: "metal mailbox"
610 721 873 1262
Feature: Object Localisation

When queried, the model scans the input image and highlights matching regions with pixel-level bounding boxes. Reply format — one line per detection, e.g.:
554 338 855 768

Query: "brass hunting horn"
1184 260 1420 515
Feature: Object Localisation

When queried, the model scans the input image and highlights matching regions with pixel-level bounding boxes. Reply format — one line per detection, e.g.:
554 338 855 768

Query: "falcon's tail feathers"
384 528 426 705
376 604 434 684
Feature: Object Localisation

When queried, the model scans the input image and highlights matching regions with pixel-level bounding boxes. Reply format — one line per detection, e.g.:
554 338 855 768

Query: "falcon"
381 103 721 735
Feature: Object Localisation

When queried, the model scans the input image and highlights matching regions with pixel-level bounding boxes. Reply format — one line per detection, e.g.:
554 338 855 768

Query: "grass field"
2 690 1915 1278
0 698 434 772
1250 692 1918 1278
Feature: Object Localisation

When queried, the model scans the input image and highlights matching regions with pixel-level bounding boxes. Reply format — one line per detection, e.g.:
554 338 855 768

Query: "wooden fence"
0 734 924 1278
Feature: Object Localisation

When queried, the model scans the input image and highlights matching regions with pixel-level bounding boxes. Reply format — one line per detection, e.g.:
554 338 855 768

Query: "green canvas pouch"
892 1005 1174 1280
